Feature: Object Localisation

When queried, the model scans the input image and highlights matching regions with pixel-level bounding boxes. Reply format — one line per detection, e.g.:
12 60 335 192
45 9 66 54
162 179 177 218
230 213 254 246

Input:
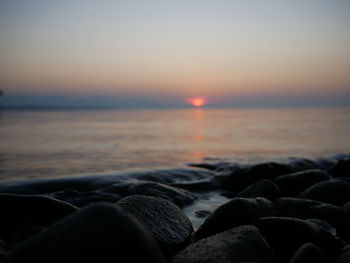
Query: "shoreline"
1 154 350 262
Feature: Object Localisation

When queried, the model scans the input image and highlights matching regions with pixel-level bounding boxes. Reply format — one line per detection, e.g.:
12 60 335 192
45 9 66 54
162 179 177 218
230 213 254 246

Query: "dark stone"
336 211 350 244
300 180 350 206
343 201 350 214
118 195 193 256
336 177 350 183
258 217 342 261
289 243 327 263
329 158 350 178
307 219 336 235
337 246 350 263
194 197 272 240
172 225 274 263
222 162 300 194
126 182 197 208
195 210 211 218
0 239 5 260
10 226 45 248
47 189 121 207
236 179 281 200
0 193 78 243
274 169 330 196
272 198 344 226
6 203 166 263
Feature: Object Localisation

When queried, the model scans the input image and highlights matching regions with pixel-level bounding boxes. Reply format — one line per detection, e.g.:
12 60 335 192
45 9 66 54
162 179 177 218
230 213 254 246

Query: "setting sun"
189 97 206 107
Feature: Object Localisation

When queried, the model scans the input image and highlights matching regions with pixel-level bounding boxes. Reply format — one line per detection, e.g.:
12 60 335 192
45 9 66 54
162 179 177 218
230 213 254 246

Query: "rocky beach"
0 155 350 262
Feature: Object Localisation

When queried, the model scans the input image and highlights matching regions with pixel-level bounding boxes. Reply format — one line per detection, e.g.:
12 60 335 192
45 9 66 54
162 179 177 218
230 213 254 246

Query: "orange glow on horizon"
189 97 206 107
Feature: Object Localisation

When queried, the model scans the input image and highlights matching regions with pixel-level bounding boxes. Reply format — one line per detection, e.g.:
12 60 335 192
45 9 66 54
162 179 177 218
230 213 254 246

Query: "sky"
0 0 350 108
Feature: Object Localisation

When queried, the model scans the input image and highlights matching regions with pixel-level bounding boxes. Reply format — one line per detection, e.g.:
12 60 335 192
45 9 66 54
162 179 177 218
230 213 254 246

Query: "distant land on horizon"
0 92 350 110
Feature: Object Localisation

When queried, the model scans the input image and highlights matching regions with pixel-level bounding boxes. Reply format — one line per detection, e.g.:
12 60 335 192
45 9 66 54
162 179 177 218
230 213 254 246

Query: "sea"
1 107 350 180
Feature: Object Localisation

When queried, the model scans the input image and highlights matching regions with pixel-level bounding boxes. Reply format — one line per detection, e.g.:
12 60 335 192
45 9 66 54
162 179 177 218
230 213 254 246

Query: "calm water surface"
1 108 350 179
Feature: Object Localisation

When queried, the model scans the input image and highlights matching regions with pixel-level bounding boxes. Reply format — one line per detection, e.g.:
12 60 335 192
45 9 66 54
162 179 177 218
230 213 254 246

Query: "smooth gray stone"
258 217 342 261
125 182 197 208
194 197 272 240
0 193 78 243
329 158 350 178
300 180 350 206
236 179 281 200
221 162 302 194
272 197 344 226
289 243 327 263
172 225 274 263
6 203 166 263
118 195 193 255
274 169 330 196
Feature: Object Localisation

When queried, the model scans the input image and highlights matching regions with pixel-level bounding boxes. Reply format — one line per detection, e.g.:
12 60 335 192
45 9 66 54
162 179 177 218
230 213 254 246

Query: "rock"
10 226 45 248
6 203 166 263
0 193 78 243
170 178 221 192
329 158 350 178
289 243 328 263
222 162 300 194
258 217 342 261
342 201 350 214
337 246 350 263
288 157 319 171
236 179 281 200
118 195 193 255
187 163 218 171
272 198 344 226
126 182 197 208
307 219 336 235
336 211 350 244
172 225 274 263
47 189 121 207
274 169 330 196
0 238 5 260
194 197 272 240
300 180 350 206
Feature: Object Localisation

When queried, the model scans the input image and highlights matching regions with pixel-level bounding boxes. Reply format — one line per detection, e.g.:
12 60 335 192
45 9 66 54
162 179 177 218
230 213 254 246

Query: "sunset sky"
1 0 350 107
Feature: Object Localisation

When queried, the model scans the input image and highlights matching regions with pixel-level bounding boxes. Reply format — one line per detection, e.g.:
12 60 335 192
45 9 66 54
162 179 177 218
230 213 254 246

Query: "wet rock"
307 219 336 235
170 178 221 192
195 210 211 218
222 162 300 194
272 198 344 226
172 225 274 263
6 203 166 263
289 243 327 263
258 217 342 261
300 180 350 206
274 169 330 196
0 193 78 243
236 179 281 200
126 182 197 208
118 195 193 255
288 158 318 171
187 163 218 171
194 197 272 240
134 168 214 184
48 189 121 207
329 158 350 178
